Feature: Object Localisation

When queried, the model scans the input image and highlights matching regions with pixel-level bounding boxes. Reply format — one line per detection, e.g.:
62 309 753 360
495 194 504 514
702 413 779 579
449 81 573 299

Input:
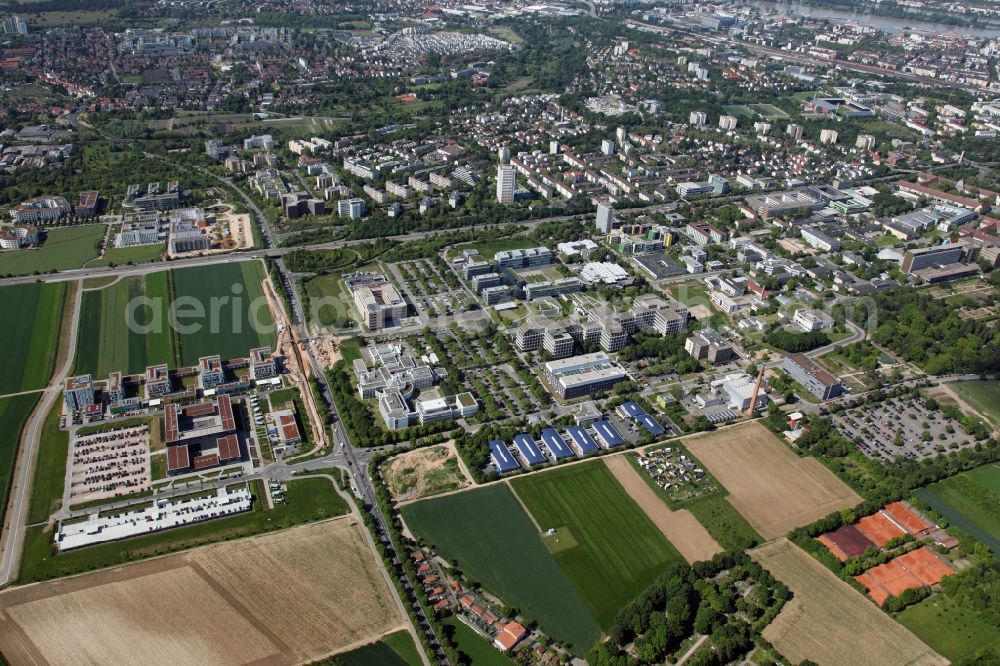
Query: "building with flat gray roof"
543 352 628 399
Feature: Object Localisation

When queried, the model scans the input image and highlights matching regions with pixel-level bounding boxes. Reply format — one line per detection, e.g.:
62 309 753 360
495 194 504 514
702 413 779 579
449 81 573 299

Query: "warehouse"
615 401 665 437
540 428 574 460
512 433 547 466
591 420 624 448
489 440 521 473
565 426 600 455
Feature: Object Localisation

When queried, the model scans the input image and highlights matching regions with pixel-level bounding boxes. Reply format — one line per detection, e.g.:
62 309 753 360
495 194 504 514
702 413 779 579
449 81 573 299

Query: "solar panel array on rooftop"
541 427 574 459
619 401 665 437
513 433 547 466
591 420 624 447
489 439 521 473
566 426 600 454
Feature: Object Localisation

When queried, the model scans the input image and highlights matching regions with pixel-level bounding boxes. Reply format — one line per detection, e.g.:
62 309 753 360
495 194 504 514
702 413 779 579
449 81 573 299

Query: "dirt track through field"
751 538 946 666
603 456 722 563
0 519 402 666
685 422 862 539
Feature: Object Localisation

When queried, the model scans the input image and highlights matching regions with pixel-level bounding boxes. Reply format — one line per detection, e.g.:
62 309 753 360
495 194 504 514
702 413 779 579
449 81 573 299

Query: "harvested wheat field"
0 519 404 666
604 456 722 563
752 539 947 666
384 442 471 502
684 422 862 538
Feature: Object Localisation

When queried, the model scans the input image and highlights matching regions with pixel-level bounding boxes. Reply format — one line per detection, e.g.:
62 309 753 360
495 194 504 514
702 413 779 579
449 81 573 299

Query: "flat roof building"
543 352 629 400
64 374 94 412
782 353 842 401
345 272 407 330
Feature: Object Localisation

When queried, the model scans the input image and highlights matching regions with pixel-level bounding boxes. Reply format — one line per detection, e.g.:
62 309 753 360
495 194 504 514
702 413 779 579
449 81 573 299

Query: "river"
743 0 1000 38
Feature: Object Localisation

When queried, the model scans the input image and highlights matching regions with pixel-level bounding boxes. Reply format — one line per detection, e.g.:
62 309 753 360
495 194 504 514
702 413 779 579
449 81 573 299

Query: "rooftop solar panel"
620 401 645 418
566 426 600 454
489 440 521 472
540 427 574 459
638 414 665 436
591 420 624 447
513 433 546 465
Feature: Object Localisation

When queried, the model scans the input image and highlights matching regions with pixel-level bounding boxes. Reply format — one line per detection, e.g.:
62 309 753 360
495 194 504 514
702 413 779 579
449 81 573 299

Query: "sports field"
949 380 1000 428
0 224 105 276
897 594 1000 663
172 261 276 365
752 538 946 666
0 520 400 665
332 631 422 666
685 422 862 539
75 273 173 376
511 461 685 628
400 484 601 650
747 103 789 119
0 281 68 394
0 394 42 532
917 464 1000 557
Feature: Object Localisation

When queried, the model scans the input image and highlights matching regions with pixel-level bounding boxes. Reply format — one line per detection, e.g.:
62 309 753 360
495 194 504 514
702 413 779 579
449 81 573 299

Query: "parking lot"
69 425 151 505
831 396 976 462
392 258 474 320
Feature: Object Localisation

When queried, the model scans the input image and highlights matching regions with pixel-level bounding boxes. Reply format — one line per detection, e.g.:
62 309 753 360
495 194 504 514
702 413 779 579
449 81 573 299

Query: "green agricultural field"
401 485 601 650
0 281 67 394
896 594 1000 663
687 496 762 552
441 618 515 666
511 461 684 628
74 273 173 377
950 381 1000 429
0 393 42 532
0 225 105 276
329 630 422 666
917 465 1000 557
172 261 276 365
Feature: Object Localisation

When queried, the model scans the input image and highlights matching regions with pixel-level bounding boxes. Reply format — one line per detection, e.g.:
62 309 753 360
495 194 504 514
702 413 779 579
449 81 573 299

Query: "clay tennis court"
855 546 954 606
604 455 723 563
884 501 934 536
684 422 863 539
0 519 403 666
817 524 874 561
752 538 947 666
856 511 907 547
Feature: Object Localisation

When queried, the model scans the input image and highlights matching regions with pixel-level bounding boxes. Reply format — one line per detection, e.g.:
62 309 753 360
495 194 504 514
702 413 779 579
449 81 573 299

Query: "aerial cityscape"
1 0 1000 663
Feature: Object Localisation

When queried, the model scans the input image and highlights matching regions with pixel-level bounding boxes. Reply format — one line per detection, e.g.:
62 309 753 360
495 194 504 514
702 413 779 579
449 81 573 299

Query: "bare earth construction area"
603 456 722 563
751 538 946 666
0 519 403 666
685 422 862 539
